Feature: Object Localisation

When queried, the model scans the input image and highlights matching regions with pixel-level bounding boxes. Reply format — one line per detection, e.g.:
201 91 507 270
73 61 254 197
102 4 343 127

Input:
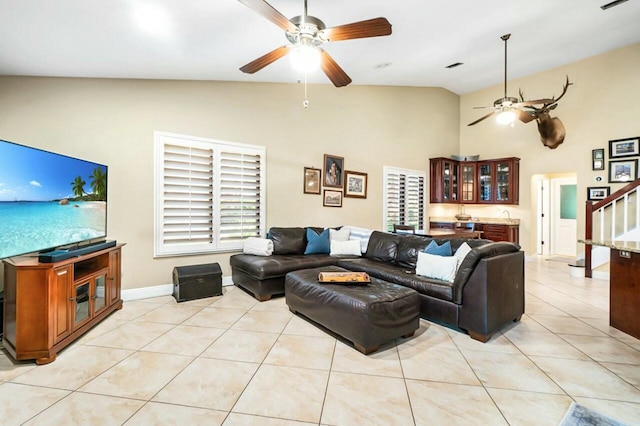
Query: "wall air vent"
601 0 628 10
445 62 464 69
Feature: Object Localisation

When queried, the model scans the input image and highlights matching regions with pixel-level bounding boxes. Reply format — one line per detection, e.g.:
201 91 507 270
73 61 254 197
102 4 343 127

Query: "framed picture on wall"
323 154 344 188
609 159 638 183
587 186 610 201
344 170 367 198
323 189 343 207
592 148 605 171
609 137 640 159
303 167 321 194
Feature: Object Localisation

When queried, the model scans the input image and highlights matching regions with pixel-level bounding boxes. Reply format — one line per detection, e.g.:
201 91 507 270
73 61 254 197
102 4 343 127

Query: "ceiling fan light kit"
289 43 321 73
287 15 324 72
496 109 517 125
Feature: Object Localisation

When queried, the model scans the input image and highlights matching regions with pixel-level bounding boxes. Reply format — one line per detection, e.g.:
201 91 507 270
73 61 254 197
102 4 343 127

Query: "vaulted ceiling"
0 0 639 94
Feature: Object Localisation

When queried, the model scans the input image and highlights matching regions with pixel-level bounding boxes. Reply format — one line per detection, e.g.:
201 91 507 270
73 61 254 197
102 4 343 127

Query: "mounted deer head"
519 76 573 149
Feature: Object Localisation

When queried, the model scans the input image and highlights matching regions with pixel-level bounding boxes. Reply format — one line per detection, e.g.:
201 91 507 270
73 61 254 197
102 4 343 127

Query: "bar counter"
580 238 640 339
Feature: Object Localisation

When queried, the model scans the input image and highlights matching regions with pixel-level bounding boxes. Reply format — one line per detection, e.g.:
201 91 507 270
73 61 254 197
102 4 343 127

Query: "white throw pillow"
454 242 473 271
342 225 373 253
330 239 361 256
330 228 351 242
415 251 457 283
243 237 273 256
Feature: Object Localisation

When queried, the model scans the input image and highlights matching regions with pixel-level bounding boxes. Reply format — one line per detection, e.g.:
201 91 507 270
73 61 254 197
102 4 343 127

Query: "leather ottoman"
285 265 420 354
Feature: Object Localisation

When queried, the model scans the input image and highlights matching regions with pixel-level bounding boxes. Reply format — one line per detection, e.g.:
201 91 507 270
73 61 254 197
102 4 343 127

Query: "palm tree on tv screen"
90 167 107 201
71 176 86 198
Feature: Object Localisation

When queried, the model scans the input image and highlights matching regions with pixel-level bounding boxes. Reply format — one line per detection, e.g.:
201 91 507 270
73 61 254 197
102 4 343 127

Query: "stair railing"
585 178 640 277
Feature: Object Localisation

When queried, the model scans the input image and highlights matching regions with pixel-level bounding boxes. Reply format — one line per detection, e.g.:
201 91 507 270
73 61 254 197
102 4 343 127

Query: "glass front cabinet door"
496 162 510 202
495 158 519 204
71 270 109 331
94 273 107 314
72 281 91 328
460 162 476 203
478 162 493 203
430 158 459 203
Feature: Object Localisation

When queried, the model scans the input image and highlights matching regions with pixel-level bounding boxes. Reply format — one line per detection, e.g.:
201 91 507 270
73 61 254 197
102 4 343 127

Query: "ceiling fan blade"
468 110 498 126
320 49 352 87
516 109 536 123
319 17 392 42
240 45 291 74
515 98 555 107
237 0 298 33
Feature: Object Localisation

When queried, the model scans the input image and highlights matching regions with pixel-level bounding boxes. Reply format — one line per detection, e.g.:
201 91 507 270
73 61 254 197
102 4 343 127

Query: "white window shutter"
406 173 425 229
383 166 425 232
217 150 263 248
385 171 401 232
154 132 265 257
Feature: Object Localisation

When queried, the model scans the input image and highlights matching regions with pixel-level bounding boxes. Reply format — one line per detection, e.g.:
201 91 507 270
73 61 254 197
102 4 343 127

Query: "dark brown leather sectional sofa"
230 227 525 342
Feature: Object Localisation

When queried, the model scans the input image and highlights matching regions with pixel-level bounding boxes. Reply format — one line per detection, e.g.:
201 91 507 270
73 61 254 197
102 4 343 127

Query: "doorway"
533 173 577 258
550 177 577 257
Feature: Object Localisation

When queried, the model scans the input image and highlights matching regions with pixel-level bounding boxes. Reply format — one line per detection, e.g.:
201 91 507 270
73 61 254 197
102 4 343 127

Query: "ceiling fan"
468 34 554 126
237 0 392 87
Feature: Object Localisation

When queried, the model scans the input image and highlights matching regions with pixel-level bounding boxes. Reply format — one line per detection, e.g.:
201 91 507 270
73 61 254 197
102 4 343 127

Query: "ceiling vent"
601 0 629 10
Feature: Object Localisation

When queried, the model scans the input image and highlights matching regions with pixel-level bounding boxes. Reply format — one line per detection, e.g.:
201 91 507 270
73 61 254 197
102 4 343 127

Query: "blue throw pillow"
304 228 331 254
424 240 452 256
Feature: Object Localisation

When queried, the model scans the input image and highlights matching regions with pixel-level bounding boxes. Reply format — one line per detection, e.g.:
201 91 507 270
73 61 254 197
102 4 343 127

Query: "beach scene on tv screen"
0 141 107 258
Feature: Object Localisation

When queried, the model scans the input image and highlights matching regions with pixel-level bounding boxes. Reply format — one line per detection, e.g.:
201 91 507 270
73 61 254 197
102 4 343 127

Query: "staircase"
585 178 640 278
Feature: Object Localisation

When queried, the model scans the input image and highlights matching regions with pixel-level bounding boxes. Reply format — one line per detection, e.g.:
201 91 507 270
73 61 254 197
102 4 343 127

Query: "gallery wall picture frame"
323 189 343 207
592 148 605 171
323 154 344 188
303 167 321 194
609 159 638 183
587 186 610 201
344 170 368 199
609 137 640 159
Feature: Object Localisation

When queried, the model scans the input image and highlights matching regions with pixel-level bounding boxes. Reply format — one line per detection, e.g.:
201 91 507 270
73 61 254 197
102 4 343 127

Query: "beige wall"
0 78 459 290
2 42 638 291
455 42 640 254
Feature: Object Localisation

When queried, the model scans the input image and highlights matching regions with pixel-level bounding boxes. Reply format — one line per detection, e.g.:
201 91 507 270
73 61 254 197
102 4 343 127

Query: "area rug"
559 403 628 426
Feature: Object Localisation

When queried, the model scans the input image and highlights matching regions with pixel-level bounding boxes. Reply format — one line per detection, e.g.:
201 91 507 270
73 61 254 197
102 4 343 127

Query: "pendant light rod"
501 33 510 98
304 0 307 17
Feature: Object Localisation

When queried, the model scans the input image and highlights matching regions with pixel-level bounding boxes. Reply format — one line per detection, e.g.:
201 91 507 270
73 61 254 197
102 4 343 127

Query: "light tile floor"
1 256 640 425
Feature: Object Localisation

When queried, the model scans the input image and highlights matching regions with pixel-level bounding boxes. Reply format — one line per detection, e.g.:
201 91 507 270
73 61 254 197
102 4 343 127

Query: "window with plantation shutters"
383 166 425 232
154 132 265 256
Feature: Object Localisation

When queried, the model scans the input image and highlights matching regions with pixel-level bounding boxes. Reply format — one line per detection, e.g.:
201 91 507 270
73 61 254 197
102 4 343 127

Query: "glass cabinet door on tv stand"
72 270 108 331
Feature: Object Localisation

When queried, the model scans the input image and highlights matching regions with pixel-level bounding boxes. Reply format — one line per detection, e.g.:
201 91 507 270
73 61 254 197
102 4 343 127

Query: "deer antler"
519 75 572 113
543 75 572 109
519 88 540 112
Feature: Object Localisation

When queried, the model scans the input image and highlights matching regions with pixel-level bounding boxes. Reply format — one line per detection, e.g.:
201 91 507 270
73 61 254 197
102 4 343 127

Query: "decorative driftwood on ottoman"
285 266 420 354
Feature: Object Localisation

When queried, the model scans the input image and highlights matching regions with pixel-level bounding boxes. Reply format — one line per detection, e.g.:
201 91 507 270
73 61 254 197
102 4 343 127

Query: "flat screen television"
0 139 108 259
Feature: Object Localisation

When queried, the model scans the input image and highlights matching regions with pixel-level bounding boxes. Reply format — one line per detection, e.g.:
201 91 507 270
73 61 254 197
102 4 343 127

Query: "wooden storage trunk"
172 263 223 302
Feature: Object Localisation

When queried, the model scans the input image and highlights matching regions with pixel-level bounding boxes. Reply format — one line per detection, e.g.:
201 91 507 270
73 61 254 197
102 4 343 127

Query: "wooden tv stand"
2 243 124 364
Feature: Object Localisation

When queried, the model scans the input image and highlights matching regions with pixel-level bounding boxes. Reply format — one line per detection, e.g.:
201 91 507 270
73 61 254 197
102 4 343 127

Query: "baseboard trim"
122 276 234 302
591 270 609 281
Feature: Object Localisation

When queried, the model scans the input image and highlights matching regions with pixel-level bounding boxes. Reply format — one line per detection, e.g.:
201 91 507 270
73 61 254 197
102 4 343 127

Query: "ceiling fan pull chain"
303 74 309 108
